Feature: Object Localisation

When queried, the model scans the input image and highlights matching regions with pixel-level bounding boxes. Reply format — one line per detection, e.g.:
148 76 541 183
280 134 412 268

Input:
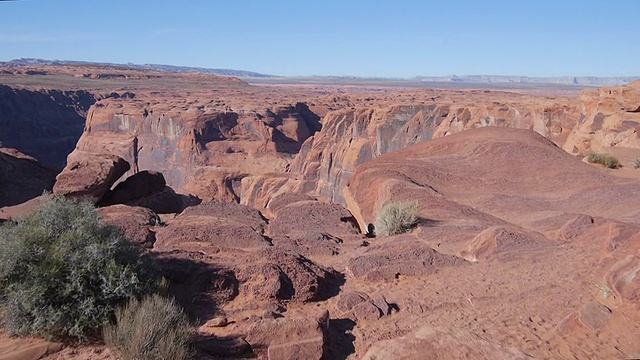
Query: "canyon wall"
0 85 95 169
244 82 640 208
73 94 321 202
2 65 638 209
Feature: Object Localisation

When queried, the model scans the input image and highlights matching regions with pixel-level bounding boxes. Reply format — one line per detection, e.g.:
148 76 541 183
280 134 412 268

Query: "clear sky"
0 0 638 77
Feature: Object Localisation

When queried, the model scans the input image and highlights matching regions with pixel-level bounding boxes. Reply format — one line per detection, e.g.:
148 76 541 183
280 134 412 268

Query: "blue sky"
0 0 638 77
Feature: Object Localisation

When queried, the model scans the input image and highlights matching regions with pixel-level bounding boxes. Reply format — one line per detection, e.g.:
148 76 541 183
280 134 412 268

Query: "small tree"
0 196 159 340
374 200 419 237
104 294 193 360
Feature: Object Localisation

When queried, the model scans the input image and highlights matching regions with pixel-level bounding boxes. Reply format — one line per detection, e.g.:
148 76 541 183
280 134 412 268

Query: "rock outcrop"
154 200 270 252
265 194 361 256
237 249 340 303
52 152 130 203
345 127 640 251
563 80 640 155
98 205 160 247
73 96 321 202
346 236 468 281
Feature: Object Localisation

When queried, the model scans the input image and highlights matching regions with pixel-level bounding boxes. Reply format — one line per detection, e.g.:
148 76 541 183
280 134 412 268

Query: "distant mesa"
0 58 277 78
2 58 639 85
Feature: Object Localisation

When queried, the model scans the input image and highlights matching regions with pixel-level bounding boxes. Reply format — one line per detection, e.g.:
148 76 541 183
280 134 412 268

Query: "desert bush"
0 196 159 340
374 200 419 237
633 158 640 169
587 152 620 169
104 294 193 360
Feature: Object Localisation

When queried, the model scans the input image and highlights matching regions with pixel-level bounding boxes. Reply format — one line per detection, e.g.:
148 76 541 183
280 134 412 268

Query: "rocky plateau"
1 65 640 359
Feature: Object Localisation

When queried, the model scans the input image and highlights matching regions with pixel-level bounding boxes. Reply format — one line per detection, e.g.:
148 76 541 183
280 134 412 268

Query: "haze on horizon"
0 0 638 78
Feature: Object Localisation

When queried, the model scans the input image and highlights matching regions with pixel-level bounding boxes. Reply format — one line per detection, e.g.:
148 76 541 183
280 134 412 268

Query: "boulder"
578 302 612 332
53 152 129 203
335 292 394 322
180 200 268 228
240 310 329 360
237 249 340 303
266 193 316 213
268 199 360 238
460 226 549 261
97 205 160 247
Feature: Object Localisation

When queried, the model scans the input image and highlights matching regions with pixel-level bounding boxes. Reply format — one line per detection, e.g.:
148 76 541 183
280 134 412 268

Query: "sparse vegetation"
633 158 640 169
0 196 159 340
597 284 612 299
587 152 620 169
104 294 193 360
373 200 419 237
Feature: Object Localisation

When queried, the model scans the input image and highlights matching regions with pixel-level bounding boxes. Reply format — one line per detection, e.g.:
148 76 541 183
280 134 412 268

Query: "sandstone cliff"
245 82 640 208
563 80 640 154
3 66 639 210
247 94 583 206
74 94 321 202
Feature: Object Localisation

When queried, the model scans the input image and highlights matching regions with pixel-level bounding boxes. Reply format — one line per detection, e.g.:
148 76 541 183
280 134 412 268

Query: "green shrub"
587 152 620 169
0 196 159 340
104 294 193 360
374 200 419 237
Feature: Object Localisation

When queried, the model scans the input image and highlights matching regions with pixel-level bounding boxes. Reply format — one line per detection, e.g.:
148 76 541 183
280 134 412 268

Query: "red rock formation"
564 80 640 155
98 205 160 247
73 95 321 202
6 66 640 359
266 194 361 256
52 152 130 203
275 98 582 205
154 200 271 253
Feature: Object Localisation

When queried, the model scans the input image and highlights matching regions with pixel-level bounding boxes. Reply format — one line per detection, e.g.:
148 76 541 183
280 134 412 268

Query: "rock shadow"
0 85 96 169
296 102 322 134
325 318 357 360
194 334 253 359
317 271 346 302
155 252 238 325
417 217 440 227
